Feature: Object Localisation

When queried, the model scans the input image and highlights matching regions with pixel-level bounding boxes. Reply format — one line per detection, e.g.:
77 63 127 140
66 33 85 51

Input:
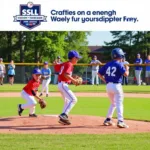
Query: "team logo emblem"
13 2 47 29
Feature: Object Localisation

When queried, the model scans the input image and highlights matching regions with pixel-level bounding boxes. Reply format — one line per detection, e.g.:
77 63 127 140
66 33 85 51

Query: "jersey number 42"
106 67 116 77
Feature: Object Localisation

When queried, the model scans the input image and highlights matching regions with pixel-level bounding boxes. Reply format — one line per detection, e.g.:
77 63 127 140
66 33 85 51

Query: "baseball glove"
73 75 83 86
39 99 46 109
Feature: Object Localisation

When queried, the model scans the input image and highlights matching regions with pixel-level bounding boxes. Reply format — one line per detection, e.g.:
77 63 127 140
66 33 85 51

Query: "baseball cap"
93 55 97 58
44 61 48 65
137 53 140 56
32 68 42 74
68 50 82 59
57 56 61 59
0 58 3 61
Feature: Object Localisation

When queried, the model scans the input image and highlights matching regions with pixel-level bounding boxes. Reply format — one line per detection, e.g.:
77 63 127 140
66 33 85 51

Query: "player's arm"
98 73 106 83
31 90 42 102
64 73 78 84
123 65 129 77
98 65 106 83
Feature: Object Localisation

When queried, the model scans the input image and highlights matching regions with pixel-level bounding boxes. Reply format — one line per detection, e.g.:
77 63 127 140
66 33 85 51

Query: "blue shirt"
8 64 15 75
98 60 126 83
135 58 142 70
145 59 150 71
41 68 51 79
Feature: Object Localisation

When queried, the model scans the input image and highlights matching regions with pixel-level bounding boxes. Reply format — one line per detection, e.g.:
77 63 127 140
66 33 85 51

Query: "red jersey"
58 61 73 82
54 62 62 73
23 79 40 95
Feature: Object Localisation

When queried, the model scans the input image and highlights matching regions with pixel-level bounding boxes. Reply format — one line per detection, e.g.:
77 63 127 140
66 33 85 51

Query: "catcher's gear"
72 75 83 86
39 99 46 109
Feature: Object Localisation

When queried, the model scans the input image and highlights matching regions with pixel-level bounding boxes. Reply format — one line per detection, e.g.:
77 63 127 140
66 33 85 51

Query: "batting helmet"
111 48 125 59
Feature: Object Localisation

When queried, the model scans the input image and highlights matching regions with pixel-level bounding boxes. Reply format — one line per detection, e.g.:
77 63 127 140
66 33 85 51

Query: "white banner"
1 0 150 31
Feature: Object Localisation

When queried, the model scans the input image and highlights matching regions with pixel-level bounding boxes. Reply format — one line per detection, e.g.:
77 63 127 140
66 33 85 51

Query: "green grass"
0 97 150 149
0 133 150 150
1 84 150 93
1 97 150 121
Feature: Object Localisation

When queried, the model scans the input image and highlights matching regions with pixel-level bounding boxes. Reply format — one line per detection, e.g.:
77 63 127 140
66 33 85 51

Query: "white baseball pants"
54 74 58 84
41 79 51 94
21 90 37 114
106 83 124 121
58 82 77 115
92 70 99 85
135 70 142 85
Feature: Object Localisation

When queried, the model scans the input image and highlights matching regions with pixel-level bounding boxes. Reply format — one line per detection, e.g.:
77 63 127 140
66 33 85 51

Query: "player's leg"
58 82 77 124
54 74 58 84
145 71 148 85
18 90 37 116
114 84 129 128
104 83 116 126
148 72 150 85
40 80 46 97
96 71 99 85
45 79 51 97
92 70 96 85
135 70 139 85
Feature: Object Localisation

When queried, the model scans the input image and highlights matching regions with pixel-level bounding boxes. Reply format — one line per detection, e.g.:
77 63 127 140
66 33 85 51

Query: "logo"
13 2 47 29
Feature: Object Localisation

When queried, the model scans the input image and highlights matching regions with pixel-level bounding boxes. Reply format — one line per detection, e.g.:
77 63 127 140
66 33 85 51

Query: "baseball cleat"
117 121 129 128
39 93 43 97
58 118 71 125
18 104 24 116
29 114 38 117
103 118 115 126
59 113 69 121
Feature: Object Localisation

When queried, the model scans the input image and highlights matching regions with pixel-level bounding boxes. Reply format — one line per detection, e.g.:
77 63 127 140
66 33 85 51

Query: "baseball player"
134 54 143 85
144 55 150 85
39 61 51 97
53 56 62 84
90 55 101 85
0 58 6 85
98 48 129 128
18 68 43 117
58 50 82 125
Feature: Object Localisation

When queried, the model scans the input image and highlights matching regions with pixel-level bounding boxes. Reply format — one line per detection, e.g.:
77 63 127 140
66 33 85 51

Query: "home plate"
42 114 58 117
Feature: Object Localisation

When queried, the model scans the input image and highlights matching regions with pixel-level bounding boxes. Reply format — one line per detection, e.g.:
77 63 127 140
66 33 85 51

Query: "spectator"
53 56 62 84
90 55 102 85
122 58 129 85
8 60 15 85
0 58 6 85
134 53 143 85
144 55 150 85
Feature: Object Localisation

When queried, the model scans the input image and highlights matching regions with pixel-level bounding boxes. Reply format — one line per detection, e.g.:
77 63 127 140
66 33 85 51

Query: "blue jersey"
145 59 150 71
135 58 142 70
8 64 15 75
41 68 51 79
98 60 126 83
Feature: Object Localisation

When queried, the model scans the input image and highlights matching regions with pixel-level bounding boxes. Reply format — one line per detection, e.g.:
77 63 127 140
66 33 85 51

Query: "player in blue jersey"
98 48 129 128
39 61 51 97
134 54 143 85
145 55 150 85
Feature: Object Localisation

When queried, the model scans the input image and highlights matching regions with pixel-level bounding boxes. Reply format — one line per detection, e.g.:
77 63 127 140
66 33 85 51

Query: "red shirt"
23 79 40 95
58 61 73 82
54 62 62 73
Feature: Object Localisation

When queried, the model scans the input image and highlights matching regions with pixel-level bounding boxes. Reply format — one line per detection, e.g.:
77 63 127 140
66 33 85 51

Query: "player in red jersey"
58 50 82 125
18 68 43 117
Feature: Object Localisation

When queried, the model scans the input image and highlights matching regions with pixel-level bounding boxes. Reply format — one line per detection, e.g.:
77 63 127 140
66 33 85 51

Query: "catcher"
18 68 46 117
58 50 82 125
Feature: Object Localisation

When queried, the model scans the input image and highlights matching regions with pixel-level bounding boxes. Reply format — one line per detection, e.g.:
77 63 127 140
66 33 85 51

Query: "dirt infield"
0 115 149 134
0 92 150 98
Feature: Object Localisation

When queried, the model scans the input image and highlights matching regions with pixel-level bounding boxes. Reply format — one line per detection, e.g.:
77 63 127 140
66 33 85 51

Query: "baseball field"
0 84 150 150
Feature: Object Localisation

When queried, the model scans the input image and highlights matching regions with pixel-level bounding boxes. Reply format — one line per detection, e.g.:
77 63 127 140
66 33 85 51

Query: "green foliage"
105 31 150 62
0 31 90 63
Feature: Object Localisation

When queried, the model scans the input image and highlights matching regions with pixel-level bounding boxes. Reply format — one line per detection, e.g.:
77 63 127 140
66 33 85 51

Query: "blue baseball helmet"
68 50 82 59
111 48 125 59
32 68 42 74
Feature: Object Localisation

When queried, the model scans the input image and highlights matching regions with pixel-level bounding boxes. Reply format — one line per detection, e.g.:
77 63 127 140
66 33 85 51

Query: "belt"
106 82 120 84
58 81 68 84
